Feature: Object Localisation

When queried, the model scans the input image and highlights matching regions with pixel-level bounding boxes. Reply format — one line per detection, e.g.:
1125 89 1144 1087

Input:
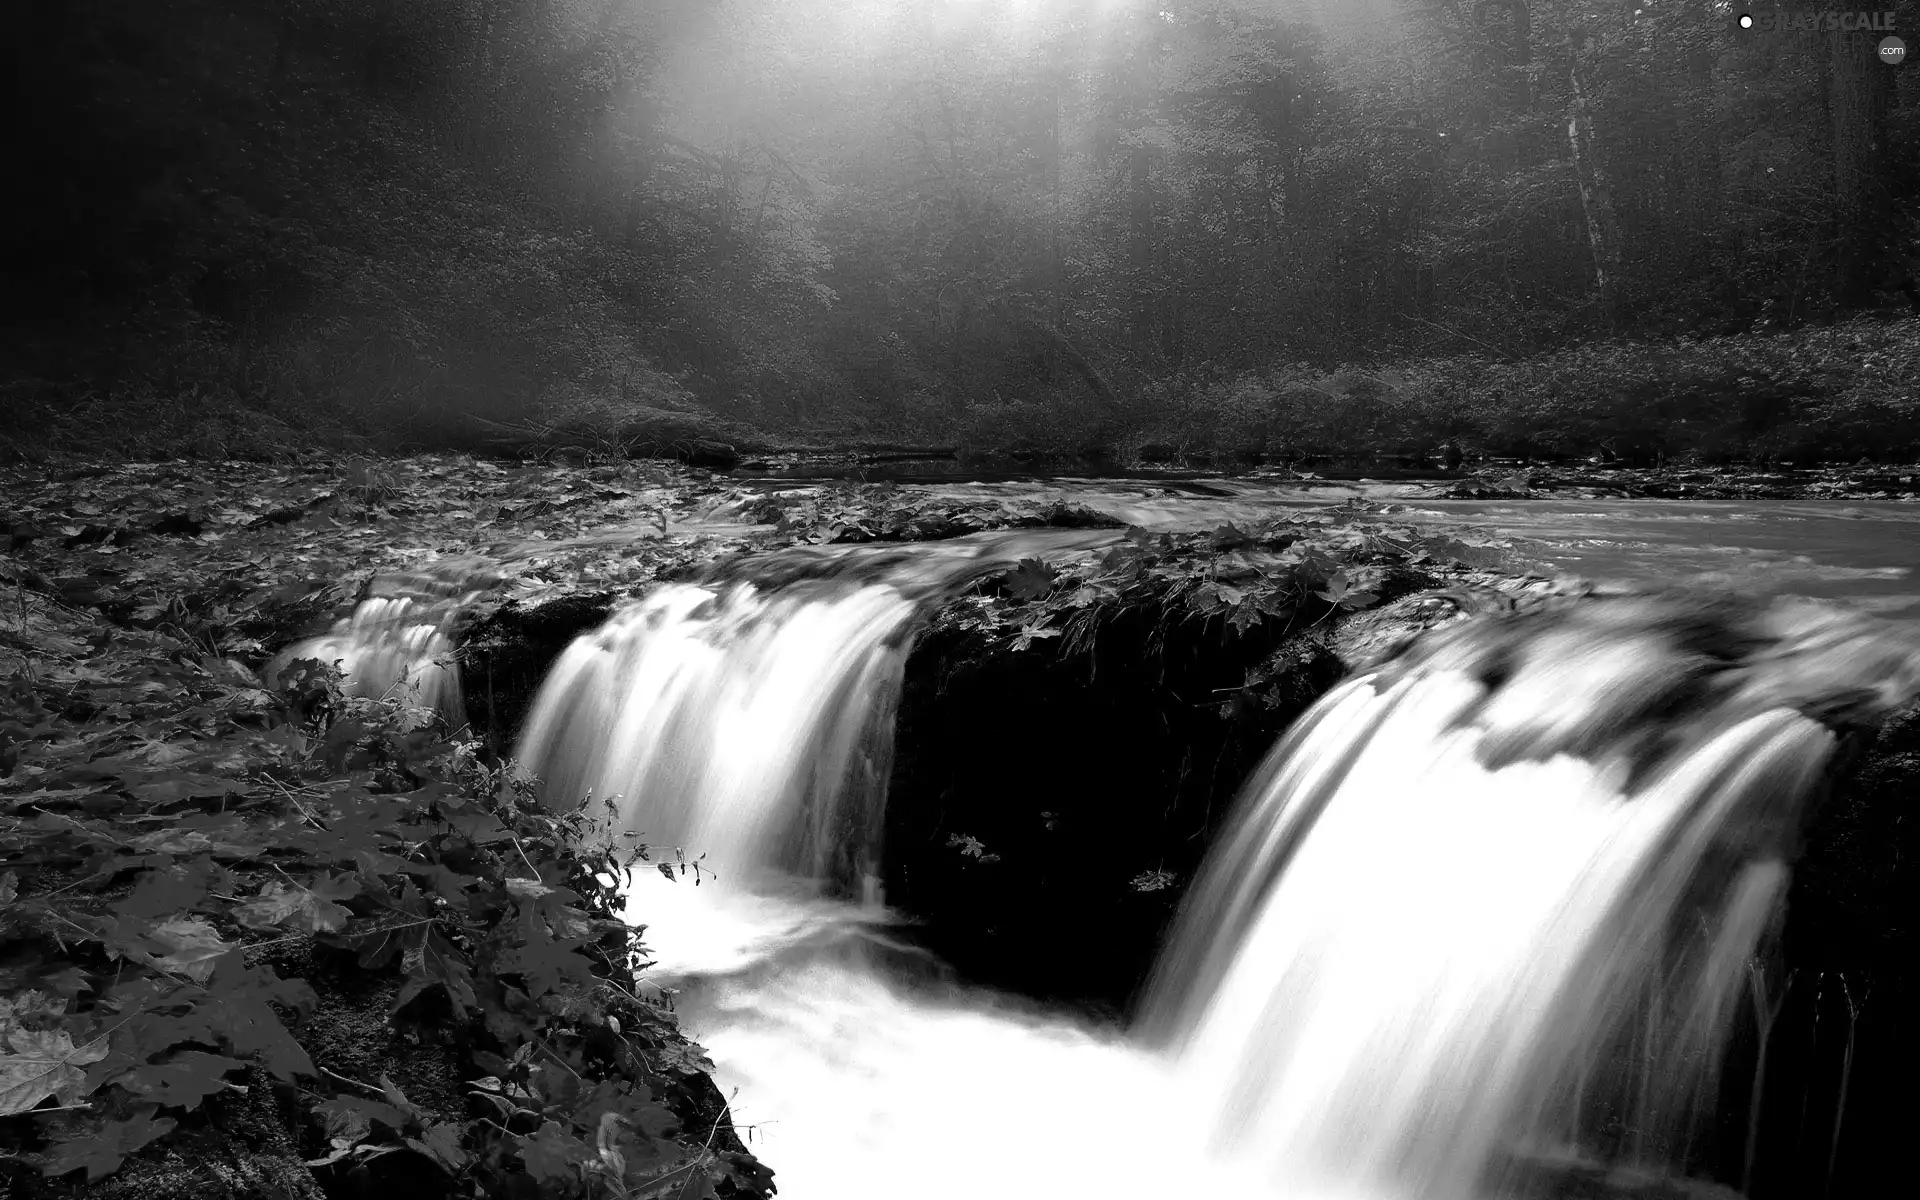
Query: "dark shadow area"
881 604 1345 1018
1705 710 1920 1200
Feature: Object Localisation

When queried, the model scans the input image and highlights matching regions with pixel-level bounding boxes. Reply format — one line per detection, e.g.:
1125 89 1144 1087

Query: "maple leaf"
199 970 317 1081
234 872 359 933
1009 620 1060 652
497 931 599 1001
317 1093 411 1139
405 1121 472 1173
1227 600 1266 635
390 925 480 1015
1189 581 1245 612
313 1097 386 1154
0 1028 109 1116
126 823 266 858
1002 557 1058 600
140 916 234 983
520 1119 594 1184
1208 522 1255 551
113 858 225 920
0 990 64 1041
1313 571 1378 611
39 1106 177 1181
112 1050 245 1110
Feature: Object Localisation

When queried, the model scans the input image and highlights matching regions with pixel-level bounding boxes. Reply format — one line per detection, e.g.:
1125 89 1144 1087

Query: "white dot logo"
1880 36 1906 65
1738 13 1754 29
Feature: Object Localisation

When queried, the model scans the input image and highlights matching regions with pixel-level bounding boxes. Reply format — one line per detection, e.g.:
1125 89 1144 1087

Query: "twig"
507 833 543 883
321 1067 390 1098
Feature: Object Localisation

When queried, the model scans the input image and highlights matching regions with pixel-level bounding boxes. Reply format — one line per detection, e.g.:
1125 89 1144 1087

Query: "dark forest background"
6 0 1919 463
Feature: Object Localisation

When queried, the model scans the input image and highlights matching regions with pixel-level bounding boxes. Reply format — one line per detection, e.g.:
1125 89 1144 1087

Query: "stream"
719 476 1920 618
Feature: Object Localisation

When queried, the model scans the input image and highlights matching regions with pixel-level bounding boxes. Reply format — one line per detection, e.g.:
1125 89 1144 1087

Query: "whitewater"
294 532 1920 1200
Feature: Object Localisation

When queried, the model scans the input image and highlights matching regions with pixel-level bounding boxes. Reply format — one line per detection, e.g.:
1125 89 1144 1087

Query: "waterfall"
297 545 1920 1200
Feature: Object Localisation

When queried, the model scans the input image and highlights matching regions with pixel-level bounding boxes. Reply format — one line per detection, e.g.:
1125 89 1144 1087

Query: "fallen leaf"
142 916 234 983
234 873 359 934
39 1106 176 1181
0 1028 109 1116
1003 557 1058 601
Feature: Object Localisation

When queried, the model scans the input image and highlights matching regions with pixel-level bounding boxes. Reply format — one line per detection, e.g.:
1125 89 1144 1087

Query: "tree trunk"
1566 35 1624 326
1827 26 1893 306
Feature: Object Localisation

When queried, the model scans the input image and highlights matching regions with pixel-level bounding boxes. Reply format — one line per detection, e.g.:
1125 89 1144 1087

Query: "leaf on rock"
1009 620 1060 652
1227 600 1266 635
1207 522 1255 551
1002 557 1058 601
1313 570 1377 610
0 1028 109 1116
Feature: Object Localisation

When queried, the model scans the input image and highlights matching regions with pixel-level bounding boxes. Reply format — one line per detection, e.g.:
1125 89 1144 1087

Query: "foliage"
1034 316 1920 465
0 454 801 1197
0 592 773 1197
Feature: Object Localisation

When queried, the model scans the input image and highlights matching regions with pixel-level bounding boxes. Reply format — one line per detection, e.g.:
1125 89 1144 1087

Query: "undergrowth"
0 593 773 1198
910 317 1920 467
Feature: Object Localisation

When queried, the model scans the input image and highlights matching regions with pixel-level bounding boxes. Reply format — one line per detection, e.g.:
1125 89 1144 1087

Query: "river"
730 476 1920 618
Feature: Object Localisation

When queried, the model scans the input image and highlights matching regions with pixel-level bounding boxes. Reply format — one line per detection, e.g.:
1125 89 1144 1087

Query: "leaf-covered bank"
0 456 764 1198
0 582 773 1199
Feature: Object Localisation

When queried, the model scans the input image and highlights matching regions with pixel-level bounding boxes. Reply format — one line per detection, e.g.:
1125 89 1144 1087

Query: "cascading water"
294 542 1920 1200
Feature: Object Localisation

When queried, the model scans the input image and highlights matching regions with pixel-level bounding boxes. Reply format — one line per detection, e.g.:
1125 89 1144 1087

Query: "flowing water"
291 495 1920 1200
765 479 1920 618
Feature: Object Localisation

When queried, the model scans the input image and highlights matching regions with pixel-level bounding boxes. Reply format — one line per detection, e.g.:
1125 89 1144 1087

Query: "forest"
4 0 1918 463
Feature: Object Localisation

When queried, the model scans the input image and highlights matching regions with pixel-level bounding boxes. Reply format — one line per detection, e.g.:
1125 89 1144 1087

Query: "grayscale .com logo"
1735 10 1897 33
1735 9 1905 62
